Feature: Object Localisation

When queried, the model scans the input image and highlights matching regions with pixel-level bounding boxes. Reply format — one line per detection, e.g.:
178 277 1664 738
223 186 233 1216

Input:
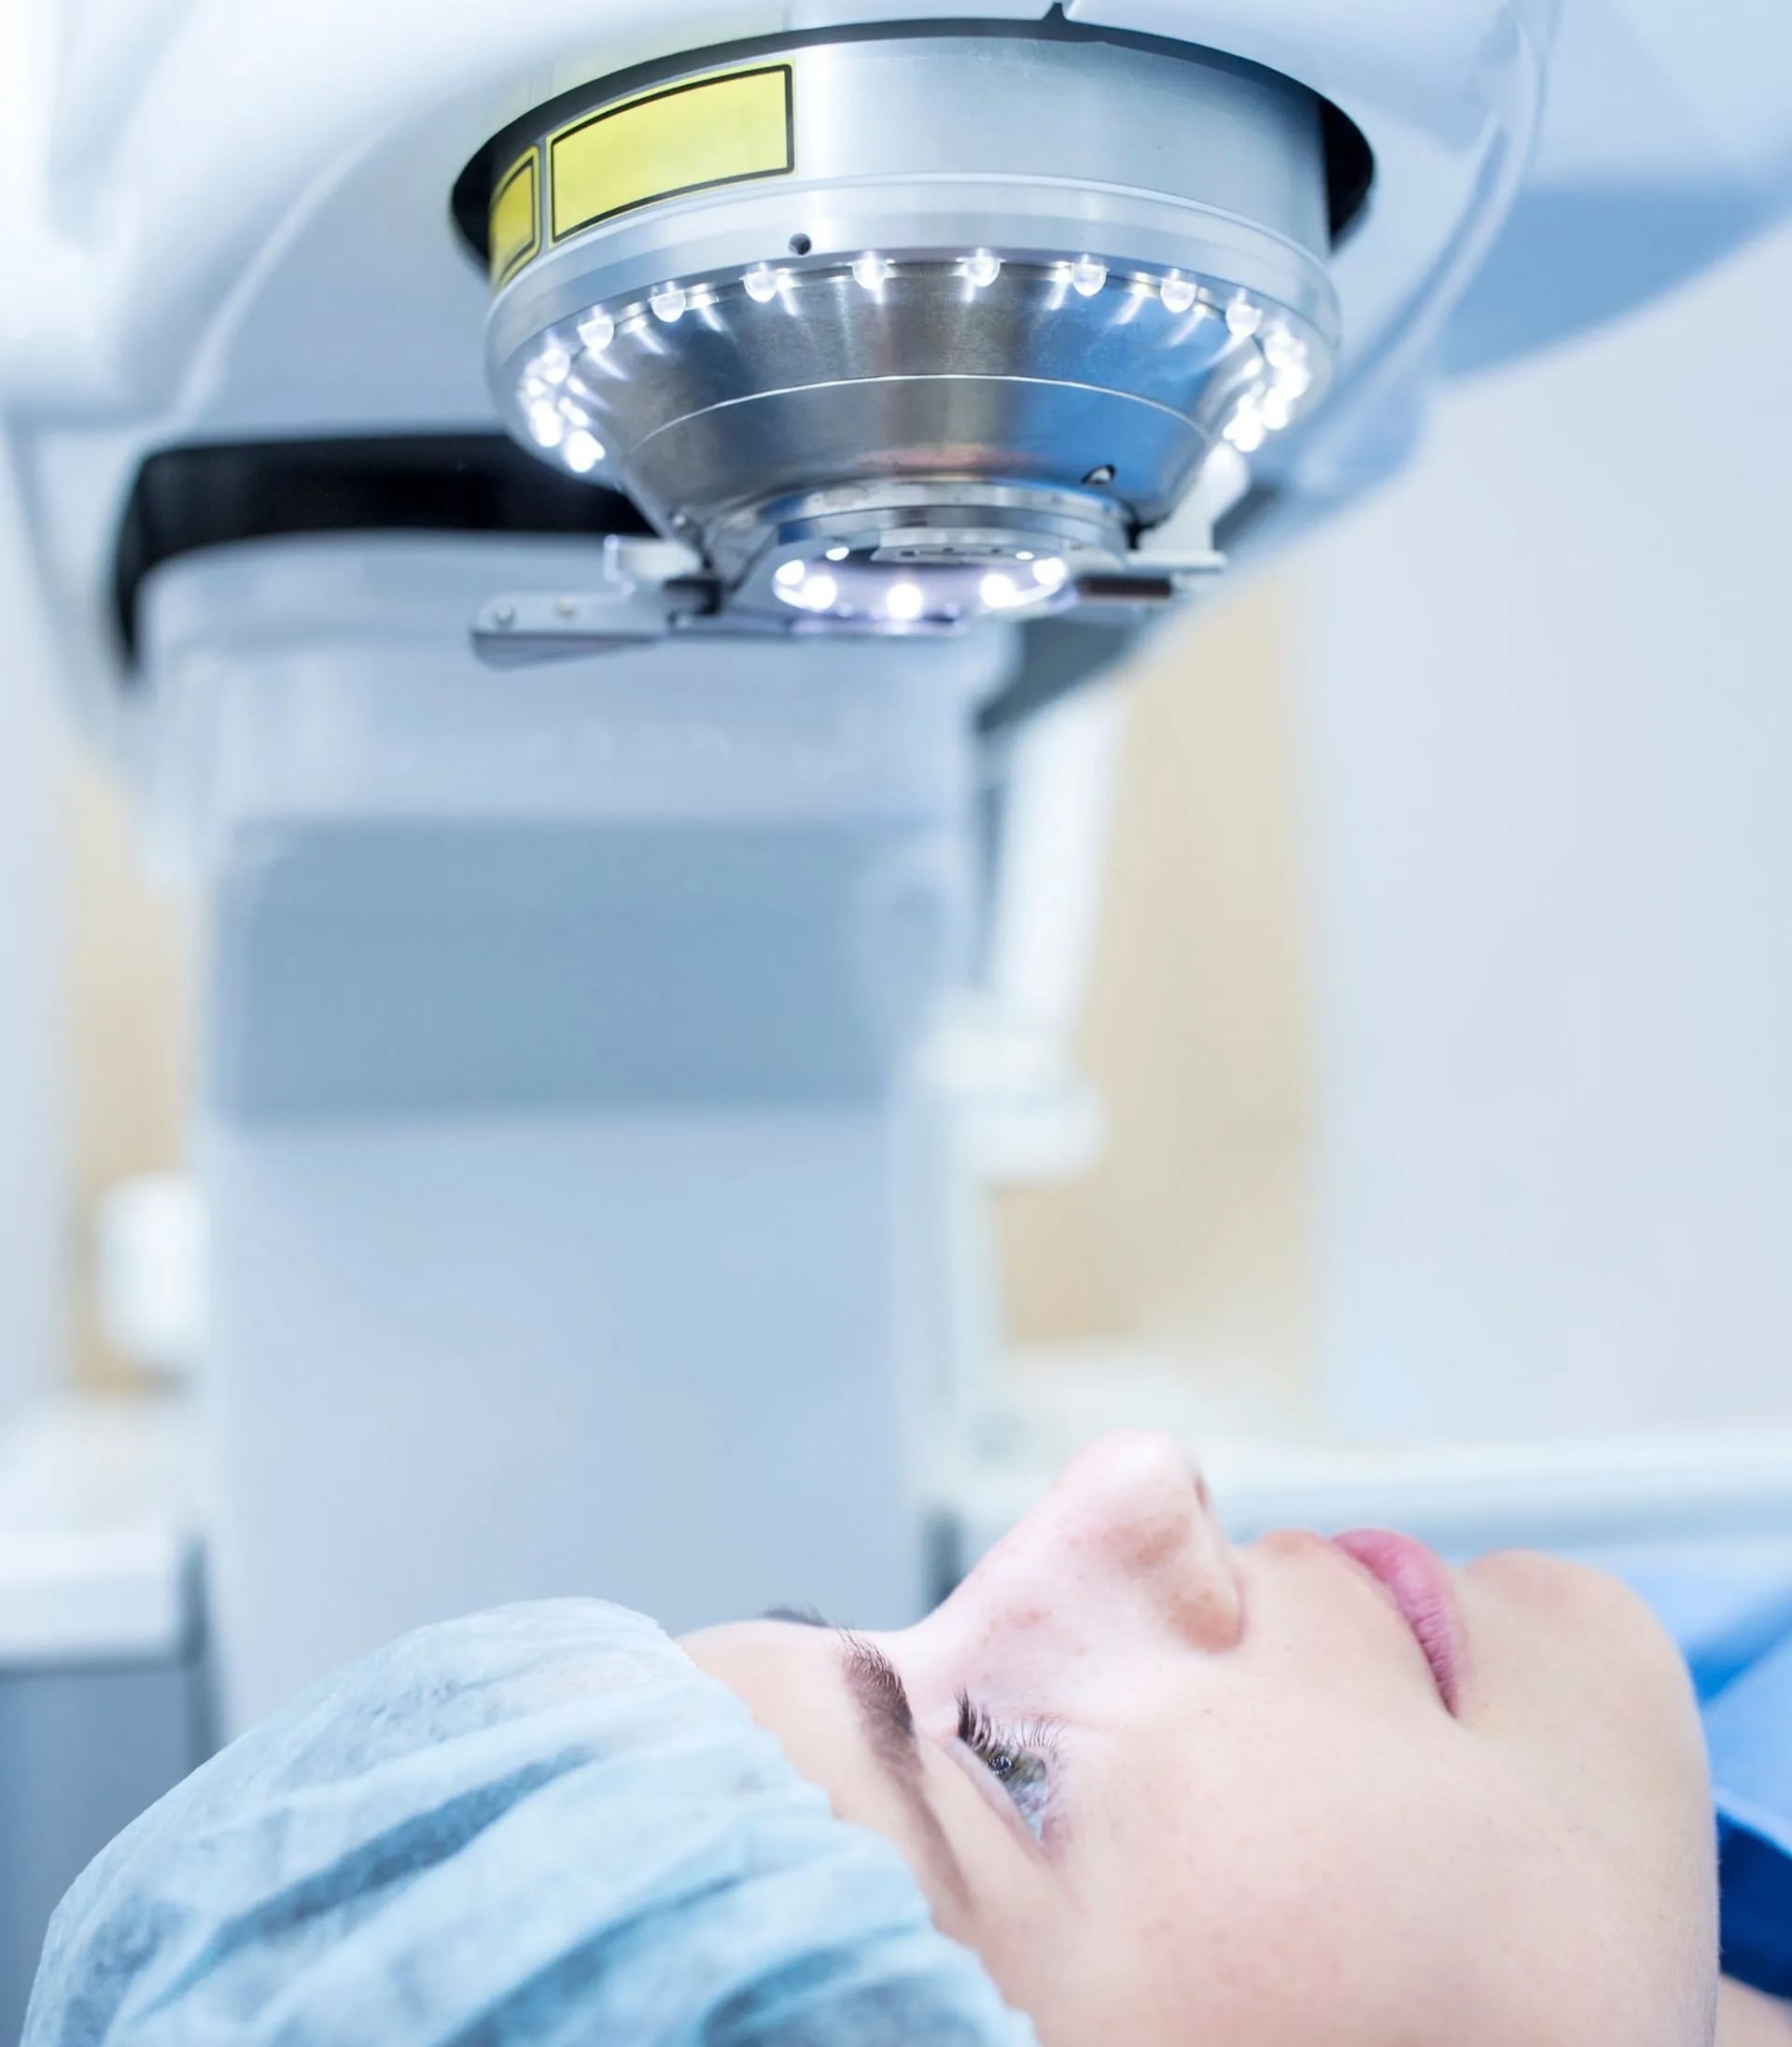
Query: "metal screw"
492 603 516 629
788 231 813 256
554 596 577 620
1084 464 1116 486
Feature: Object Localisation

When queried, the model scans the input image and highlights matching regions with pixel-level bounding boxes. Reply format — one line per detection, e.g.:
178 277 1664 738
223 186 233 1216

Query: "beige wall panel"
65 762 191 1382
996 582 1316 1424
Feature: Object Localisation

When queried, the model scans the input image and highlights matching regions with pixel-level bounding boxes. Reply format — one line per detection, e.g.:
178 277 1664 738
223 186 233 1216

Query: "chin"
1469 1548 1676 1649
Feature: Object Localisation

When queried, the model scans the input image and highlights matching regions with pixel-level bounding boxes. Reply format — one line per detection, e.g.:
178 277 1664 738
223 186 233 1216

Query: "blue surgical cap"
26 1600 1036 2047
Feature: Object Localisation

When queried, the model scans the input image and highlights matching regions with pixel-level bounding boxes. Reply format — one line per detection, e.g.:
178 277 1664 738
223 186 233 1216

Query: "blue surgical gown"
1631 1556 1792 1996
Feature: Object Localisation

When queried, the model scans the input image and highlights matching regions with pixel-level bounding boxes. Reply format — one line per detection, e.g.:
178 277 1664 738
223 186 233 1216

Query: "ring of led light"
485 30 1337 616
723 478 1128 625
769 551 1070 627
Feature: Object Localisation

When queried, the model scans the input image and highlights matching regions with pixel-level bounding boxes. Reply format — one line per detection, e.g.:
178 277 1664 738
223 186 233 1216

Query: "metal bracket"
471 535 714 664
1072 552 1226 609
471 540 1226 666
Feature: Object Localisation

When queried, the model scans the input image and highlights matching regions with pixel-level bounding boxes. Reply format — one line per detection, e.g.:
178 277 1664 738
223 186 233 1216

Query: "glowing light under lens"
1070 256 1107 299
852 253 890 291
885 582 926 622
824 545 851 562
964 250 1001 288
1161 273 1197 315
744 264 779 303
1262 325 1305 370
1225 298 1263 338
564 428 605 471
1033 557 1069 591
526 400 565 448
576 311 614 354
797 574 838 611
774 560 807 589
651 283 688 323
980 572 1021 610
535 343 571 384
1225 403 1266 453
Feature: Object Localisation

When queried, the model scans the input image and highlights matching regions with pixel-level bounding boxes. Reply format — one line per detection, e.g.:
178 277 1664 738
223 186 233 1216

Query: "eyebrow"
839 1635 972 1904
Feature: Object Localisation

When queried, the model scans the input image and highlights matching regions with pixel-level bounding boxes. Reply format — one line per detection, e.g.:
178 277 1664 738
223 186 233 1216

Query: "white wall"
0 0 70 1421
0 465 70 1420
1295 220 1792 1441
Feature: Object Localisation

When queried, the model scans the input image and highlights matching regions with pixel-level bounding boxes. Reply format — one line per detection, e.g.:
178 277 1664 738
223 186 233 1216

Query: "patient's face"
685 1432 1719 2047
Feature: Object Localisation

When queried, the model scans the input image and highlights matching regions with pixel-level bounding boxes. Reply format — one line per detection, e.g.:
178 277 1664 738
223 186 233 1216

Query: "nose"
970 1430 1243 1652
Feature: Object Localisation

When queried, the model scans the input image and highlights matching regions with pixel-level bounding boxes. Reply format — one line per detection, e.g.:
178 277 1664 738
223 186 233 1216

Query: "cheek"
1057 1703 1516 2042
1463 1559 1718 1940
1047 1693 1711 2047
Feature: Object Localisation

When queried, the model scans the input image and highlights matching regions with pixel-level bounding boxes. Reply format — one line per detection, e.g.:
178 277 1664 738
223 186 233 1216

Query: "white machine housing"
4 0 1790 1729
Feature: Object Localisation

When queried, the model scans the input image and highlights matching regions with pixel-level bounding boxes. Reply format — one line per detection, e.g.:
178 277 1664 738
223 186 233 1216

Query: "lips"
1332 1528 1466 1716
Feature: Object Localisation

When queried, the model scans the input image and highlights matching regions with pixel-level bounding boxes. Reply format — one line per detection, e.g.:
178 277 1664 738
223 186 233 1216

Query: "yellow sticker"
549 63 794 243
489 148 541 286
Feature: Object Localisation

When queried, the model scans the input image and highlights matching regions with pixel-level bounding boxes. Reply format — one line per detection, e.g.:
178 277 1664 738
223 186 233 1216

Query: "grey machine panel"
0 1656 210 2041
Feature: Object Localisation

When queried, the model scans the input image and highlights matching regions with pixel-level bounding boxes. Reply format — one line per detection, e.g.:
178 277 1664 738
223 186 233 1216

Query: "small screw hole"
789 232 813 256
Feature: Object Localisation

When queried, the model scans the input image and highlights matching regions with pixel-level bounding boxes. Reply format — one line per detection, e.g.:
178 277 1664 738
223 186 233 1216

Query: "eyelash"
956 1690 1059 1842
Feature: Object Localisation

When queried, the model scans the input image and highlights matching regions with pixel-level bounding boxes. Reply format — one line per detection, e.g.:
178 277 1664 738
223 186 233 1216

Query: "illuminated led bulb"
564 428 605 471
824 545 850 562
1160 273 1197 315
852 252 890 291
576 310 615 355
797 574 838 611
964 250 1001 289
885 581 926 623
1069 256 1107 298
1258 388 1294 432
1261 324 1305 370
1033 557 1069 591
1225 297 1263 338
534 341 572 384
526 400 566 448
774 560 807 590
521 373 550 401
651 283 688 323
744 263 779 303
1273 359 1314 401
1224 403 1266 453
980 571 1021 610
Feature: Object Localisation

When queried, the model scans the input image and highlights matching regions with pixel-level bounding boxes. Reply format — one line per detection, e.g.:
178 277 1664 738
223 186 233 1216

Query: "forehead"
680 1622 912 1838
683 1620 988 1929
680 1619 836 1733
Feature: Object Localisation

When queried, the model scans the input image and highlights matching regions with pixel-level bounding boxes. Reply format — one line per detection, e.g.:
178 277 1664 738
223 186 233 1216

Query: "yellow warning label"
548 64 794 243
489 148 540 286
